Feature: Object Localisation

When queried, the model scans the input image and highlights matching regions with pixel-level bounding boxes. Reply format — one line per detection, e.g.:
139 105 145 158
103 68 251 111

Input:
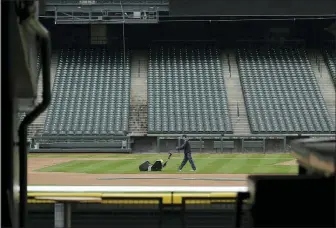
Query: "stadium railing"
27 186 249 228
29 133 132 153
46 0 169 5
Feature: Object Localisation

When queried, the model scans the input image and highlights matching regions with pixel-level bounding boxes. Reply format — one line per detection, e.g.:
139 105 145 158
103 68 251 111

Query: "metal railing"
51 11 159 24
46 0 169 5
28 192 248 228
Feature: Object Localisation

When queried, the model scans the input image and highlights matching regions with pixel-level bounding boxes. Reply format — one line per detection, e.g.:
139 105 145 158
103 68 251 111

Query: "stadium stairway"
221 50 251 135
27 51 59 139
309 50 336 127
129 50 148 136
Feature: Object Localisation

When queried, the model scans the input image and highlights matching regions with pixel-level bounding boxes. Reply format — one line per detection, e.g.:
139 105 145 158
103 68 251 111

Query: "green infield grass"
31 153 297 174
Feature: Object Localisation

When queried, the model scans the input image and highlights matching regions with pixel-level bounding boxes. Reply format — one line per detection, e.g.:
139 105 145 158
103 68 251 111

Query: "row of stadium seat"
237 48 335 133
147 45 233 134
40 46 335 137
43 48 130 136
37 53 41 75
323 48 336 86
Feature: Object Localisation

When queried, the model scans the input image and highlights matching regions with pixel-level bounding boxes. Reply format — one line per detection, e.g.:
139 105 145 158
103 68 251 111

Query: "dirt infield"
28 157 248 186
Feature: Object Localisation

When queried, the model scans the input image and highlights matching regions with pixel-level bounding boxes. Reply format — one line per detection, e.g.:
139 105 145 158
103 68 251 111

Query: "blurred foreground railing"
27 186 249 228
46 0 169 5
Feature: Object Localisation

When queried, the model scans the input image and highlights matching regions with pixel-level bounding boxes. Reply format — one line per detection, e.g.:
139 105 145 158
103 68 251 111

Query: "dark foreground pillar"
248 175 335 228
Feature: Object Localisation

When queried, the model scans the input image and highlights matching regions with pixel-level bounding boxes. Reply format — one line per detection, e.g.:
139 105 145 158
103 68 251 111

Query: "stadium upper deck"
37 44 335 137
24 19 336 152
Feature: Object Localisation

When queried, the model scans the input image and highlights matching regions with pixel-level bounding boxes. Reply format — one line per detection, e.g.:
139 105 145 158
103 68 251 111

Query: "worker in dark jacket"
176 135 196 171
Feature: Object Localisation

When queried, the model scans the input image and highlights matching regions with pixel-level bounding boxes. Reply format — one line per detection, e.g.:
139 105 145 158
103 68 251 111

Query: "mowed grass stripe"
204 159 238 173
91 160 141 174
247 166 298 174
36 157 297 174
36 160 84 172
65 160 108 173
193 158 220 172
39 160 133 173
205 158 283 174
215 157 246 173
235 157 269 173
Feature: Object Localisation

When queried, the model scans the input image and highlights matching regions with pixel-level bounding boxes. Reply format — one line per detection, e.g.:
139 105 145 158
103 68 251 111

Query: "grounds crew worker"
176 135 197 171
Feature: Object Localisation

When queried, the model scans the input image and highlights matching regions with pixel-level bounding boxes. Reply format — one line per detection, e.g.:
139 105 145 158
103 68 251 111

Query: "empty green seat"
323 48 336 87
147 45 233 134
43 47 131 136
237 47 335 134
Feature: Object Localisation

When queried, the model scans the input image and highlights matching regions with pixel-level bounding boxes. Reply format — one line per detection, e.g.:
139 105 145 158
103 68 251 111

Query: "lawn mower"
139 152 173 171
